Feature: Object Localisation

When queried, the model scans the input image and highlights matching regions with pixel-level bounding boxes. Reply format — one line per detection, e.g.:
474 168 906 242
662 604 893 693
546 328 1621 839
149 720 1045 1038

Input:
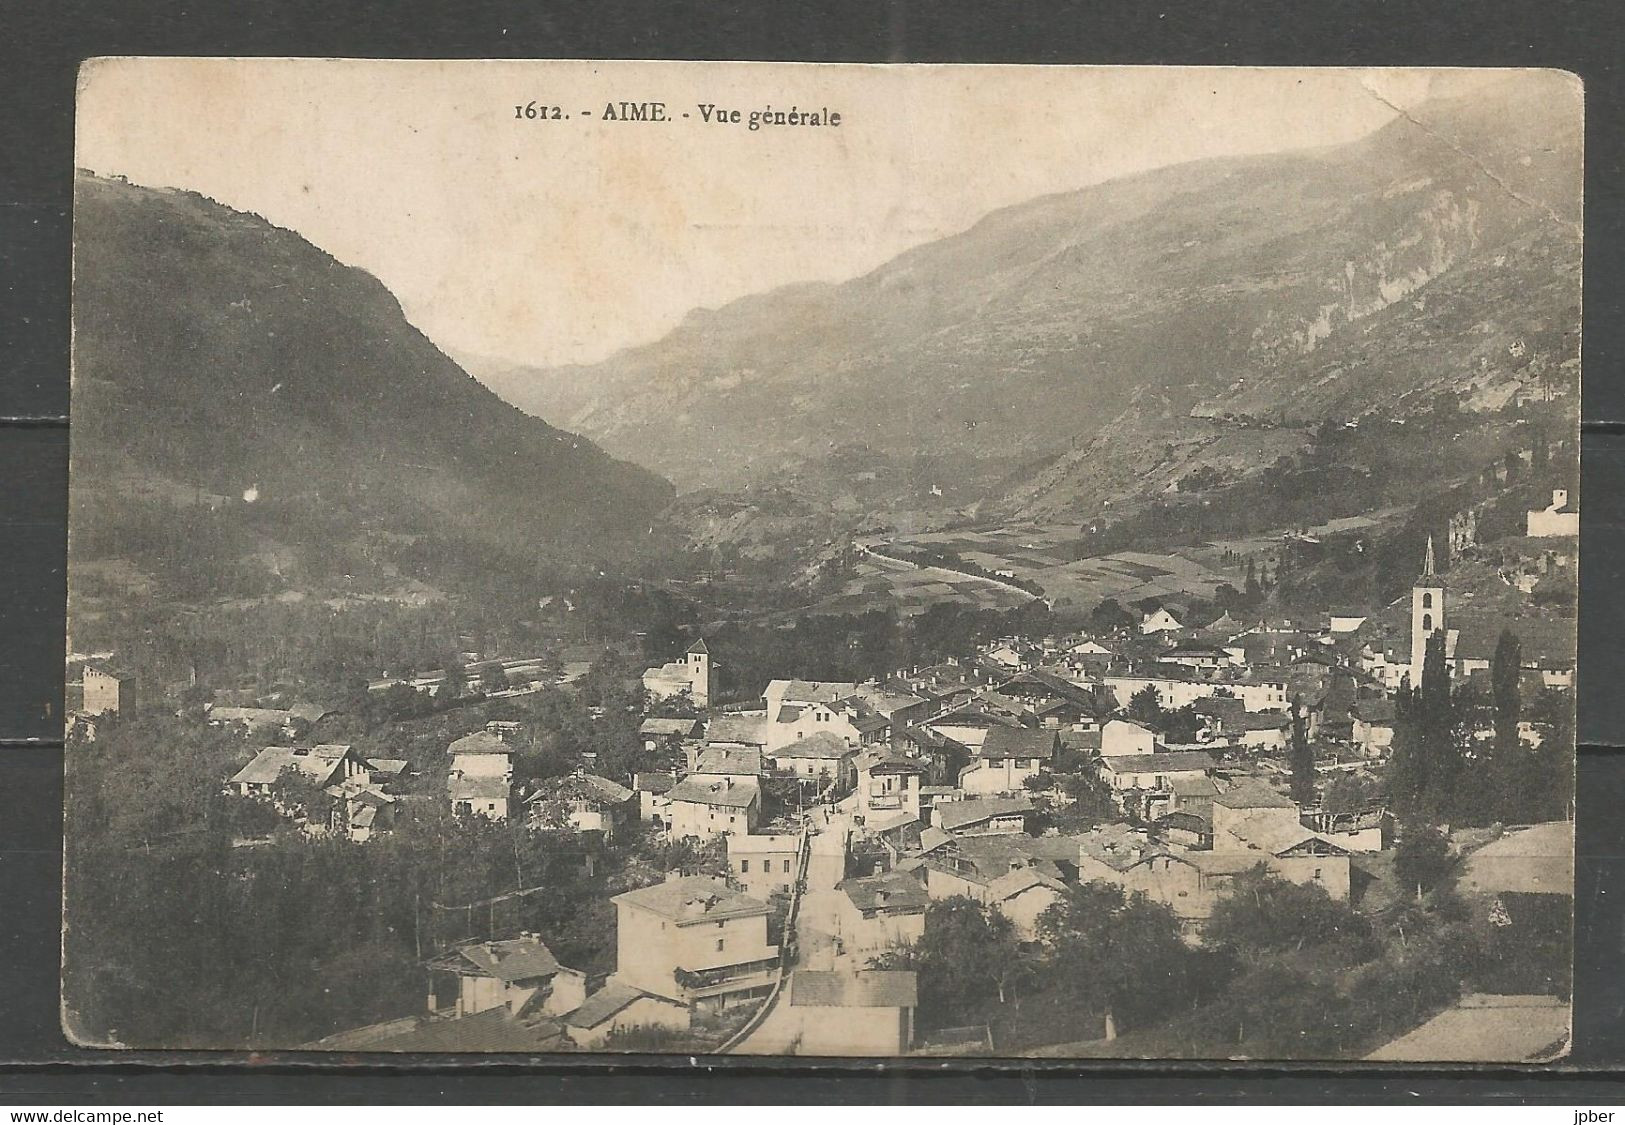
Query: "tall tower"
685 638 715 709
1409 537 1445 687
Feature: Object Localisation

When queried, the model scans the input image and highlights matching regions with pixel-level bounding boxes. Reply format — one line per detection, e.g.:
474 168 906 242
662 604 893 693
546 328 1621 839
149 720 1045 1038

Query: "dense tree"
480 661 511 695
1288 698 1316 806
1089 598 1136 635
1393 825 1454 902
1154 705 1203 744
1022 770 1056 793
1036 882 1228 1035
1205 868 1373 961
1473 628 1526 823
1387 631 1461 825
1126 685 1163 726
1186 963 1360 1058
1323 773 1383 816
440 659 467 701
871 897 1028 1027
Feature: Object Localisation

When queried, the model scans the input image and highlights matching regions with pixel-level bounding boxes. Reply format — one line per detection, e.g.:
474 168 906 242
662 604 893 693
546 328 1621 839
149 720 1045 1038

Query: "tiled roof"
442 936 564 982
229 745 353 787
668 776 759 808
980 726 1057 761
526 772 635 806
352 1007 564 1053
773 731 854 759
855 747 926 774
851 686 927 715
448 732 510 757
561 980 674 1029
641 717 700 737
986 866 1068 902
611 875 768 922
1076 823 1166 871
694 747 763 776
706 714 769 746
936 796 1033 833
1451 615 1576 666
209 707 290 728
840 871 930 914
1212 778 1295 809
448 775 511 802
1101 751 1216 775
772 679 859 705
1170 774 1219 798
633 772 678 795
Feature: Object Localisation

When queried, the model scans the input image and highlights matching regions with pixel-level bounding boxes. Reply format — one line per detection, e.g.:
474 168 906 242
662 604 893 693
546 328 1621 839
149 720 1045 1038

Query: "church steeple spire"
1409 535 1446 687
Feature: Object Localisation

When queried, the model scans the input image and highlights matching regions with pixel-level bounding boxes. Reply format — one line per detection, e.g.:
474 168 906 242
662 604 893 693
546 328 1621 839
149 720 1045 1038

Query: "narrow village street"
730 812 862 1055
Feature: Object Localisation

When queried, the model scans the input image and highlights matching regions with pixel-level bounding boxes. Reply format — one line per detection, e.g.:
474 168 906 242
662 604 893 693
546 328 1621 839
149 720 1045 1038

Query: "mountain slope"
491 75 1580 508
70 173 675 591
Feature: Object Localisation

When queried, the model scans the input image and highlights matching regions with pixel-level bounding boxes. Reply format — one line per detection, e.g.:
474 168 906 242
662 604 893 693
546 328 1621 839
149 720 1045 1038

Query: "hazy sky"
77 60 1506 369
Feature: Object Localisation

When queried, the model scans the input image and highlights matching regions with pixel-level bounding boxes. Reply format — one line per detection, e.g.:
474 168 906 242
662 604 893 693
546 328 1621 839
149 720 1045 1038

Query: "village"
65 484 1578 1060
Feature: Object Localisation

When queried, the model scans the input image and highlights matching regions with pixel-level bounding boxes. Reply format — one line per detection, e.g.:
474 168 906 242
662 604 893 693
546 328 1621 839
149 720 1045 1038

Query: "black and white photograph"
61 60 1580 1061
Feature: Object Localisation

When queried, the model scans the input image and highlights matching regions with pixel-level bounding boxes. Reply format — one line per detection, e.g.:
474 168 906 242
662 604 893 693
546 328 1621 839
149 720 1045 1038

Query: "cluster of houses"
230 528 1575 1055
227 741 409 843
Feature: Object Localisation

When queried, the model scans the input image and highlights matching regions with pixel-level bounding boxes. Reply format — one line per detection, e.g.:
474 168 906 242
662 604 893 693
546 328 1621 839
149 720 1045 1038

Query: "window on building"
715 938 725 952
1422 593 1433 609
783 859 791 873
1422 614 1433 631
740 860 749 874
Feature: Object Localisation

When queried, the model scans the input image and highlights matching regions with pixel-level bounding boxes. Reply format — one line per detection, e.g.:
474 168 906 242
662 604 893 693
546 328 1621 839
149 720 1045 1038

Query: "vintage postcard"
63 60 1579 1061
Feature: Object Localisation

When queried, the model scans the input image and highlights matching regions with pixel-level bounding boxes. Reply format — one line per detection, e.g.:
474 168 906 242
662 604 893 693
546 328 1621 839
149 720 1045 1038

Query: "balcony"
675 954 781 998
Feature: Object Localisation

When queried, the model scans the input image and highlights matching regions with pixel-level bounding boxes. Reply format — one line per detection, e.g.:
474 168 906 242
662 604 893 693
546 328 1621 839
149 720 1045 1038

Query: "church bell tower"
1409 536 1445 688
685 638 714 709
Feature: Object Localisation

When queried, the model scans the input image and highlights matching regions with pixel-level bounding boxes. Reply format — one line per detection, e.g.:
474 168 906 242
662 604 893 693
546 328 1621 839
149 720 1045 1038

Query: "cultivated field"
837 524 1248 614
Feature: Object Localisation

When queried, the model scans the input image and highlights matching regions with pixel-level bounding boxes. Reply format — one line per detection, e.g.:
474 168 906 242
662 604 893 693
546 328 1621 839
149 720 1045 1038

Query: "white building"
1526 488 1579 538
761 679 862 753
1140 607 1184 634
643 639 717 708
1100 718 1156 758
609 876 778 1011
1103 674 1287 713
666 775 761 840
